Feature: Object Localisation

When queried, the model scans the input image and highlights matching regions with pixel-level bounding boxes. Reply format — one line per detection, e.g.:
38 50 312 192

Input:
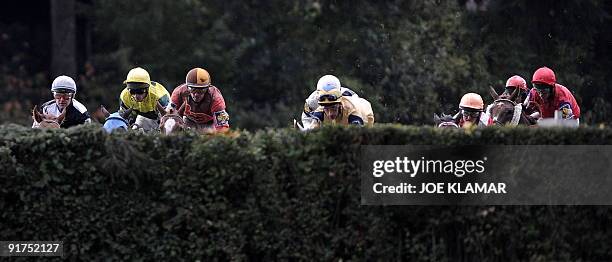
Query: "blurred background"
1 0 611 129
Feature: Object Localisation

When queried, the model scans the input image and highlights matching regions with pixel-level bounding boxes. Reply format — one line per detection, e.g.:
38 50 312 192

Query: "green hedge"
1 124 612 260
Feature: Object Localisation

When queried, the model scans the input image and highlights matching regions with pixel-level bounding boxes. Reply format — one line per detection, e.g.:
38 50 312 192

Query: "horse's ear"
92 105 110 123
509 87 519 102
178 99 187 116
433 113 441 124
489 86 500 100
99 105 110 118
56 106 67 124
32 105 43 122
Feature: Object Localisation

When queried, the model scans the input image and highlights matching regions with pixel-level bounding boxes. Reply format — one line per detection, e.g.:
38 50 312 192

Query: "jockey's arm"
82 113 92 124
118 101 138 124
558 102 575 119
212 110 230 132
158 94 170 108
348 114 365 126
309 110 325 129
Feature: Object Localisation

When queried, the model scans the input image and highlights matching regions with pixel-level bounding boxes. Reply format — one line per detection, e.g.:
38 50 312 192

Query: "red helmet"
532 67 556 86
505 75 527 91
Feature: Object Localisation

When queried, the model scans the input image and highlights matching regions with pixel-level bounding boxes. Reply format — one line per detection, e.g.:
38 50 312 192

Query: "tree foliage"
0 0 610 128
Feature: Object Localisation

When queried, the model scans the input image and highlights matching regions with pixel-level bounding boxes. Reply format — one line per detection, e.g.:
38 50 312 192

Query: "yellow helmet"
459 93 484 111
318 88 342 105
123 67 151 87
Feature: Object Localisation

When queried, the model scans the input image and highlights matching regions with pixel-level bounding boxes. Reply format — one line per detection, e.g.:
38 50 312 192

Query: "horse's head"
434 113 459 128
32 105 65 129
157 101 187 135
160 114 186 135
91 105 110 123
488 86 532 126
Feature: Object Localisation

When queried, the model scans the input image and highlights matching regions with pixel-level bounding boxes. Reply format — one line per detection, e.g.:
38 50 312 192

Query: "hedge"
1 124 612 261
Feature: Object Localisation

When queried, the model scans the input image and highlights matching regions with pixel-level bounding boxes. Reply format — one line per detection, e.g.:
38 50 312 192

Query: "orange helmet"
459 93 484 111
532 67 556 87
185 68 211 88
505 75 527 91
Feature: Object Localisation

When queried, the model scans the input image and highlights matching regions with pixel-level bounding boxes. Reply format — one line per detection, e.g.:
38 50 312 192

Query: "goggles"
504 86 518 93
188 85 208 93
129 88 147 95
319 94 340 103
461 109 480 118
533 83 552 94
53 92 73 99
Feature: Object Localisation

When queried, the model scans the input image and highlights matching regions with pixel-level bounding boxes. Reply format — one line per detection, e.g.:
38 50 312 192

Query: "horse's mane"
439 113 455 122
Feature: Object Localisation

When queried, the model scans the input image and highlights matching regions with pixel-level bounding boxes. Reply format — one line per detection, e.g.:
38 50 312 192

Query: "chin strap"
510 104 522 126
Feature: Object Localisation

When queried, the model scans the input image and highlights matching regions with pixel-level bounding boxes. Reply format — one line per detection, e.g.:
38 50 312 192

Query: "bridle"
437 122 459 128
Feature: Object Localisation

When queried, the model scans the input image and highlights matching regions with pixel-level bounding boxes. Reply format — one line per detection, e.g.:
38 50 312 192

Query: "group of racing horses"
434 87 538 128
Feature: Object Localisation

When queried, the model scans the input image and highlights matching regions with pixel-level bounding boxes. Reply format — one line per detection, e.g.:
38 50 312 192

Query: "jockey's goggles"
319 94 340 103
504 86 519 93
188 85 208 93
461 109 481 118
129 88 147 95
533 83 552 94
53 92 73 99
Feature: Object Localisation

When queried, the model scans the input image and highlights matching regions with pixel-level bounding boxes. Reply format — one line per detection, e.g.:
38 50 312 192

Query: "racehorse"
32 105 66 128
433 113 459 128
487 87 537 126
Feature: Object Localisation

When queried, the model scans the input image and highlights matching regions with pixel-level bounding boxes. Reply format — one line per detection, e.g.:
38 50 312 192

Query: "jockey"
502 75 529 102
119 67 170 128
169 67 229 132
527 66 580 120
457 93 490 128
501 75 539 116
302 75 358 128
310 76 374 128
32 75 91 128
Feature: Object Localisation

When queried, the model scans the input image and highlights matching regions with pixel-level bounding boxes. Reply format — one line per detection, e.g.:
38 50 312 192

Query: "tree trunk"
50 0 77 78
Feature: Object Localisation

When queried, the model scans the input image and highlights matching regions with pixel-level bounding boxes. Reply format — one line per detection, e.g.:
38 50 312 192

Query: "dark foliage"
1 124 612 260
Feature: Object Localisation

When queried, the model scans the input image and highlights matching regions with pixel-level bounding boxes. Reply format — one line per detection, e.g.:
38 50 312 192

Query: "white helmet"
316 75 341 91
51 75 77 93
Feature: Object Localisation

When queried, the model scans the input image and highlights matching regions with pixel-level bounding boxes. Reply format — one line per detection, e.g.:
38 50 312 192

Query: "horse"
433 113 459 128
487 86 537 126
32 105 66 128
156 100 187 135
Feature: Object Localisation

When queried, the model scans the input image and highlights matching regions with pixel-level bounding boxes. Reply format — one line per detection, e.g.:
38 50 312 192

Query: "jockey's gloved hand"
123 109 138 124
